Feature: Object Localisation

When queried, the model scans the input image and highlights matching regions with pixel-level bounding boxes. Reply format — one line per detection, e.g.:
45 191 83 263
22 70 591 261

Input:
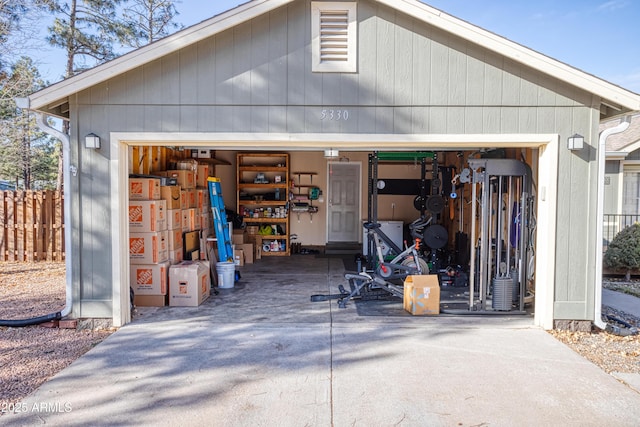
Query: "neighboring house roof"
603 113 640 156
22 0 640 115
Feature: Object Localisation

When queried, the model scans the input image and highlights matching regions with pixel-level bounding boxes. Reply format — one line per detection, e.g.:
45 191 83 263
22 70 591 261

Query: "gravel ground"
0 262 114 410
0 262 638 410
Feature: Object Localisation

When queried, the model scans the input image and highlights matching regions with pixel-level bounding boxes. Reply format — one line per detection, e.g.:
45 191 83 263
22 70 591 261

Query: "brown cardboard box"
195 188 209 209
129 231 168 264
403 275 440 315
232 230 245 245
134 294 167 307
196 164 210 188
239 243 254 264
169 261 210 306
129 200 166 232
234 248 244 266
166 209 182 231
130 261 170 295
169 248 183 265
180 190 189 210
182 208 200 232
129 177 161 200
167 228 183 251
185 188 197 208
160 185 182 209
165 170 195 189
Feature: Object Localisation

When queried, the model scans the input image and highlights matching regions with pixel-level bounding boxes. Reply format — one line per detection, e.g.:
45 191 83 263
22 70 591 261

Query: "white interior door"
327 162 361 242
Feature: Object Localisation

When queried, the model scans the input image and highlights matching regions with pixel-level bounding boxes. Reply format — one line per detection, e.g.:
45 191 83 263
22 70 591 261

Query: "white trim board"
111 131 558 329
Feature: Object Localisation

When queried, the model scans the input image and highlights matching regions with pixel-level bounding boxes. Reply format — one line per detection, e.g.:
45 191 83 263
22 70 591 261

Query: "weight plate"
423 224 448 249
413 195 427 211
426 195 445 213
431 178 442 188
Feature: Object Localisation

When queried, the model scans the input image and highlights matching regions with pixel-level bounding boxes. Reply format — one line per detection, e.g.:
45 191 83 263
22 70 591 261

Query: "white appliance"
362 220 404 256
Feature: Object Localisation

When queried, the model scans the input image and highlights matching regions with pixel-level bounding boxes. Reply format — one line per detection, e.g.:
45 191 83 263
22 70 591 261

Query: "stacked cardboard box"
130 159 218 309
169 260 211 306
129 177 169 307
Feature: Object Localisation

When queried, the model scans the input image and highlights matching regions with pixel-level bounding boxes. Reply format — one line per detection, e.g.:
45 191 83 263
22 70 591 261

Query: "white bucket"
216 262 235 289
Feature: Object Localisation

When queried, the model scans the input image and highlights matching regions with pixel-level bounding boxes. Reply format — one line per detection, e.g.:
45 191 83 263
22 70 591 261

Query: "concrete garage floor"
5 255 640 426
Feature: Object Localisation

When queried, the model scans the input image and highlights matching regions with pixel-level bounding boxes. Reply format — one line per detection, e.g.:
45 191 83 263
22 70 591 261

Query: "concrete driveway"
4 256 640 426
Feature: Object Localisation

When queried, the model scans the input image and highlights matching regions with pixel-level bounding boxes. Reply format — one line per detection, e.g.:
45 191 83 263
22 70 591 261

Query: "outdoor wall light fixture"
567 133 584 151
324 149 339 158
85 133 101 149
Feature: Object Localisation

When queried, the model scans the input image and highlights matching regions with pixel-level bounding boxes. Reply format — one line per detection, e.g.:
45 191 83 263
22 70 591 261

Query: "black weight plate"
413 195 427 211
426 195 445 213
431 178 441 188
423 224 448 249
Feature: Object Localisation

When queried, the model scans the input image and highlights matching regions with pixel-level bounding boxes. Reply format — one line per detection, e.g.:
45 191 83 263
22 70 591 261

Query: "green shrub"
604 223 640 280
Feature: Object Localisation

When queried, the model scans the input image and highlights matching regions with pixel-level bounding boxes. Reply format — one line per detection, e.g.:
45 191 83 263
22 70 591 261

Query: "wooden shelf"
237 153 290 256
238 217 288 223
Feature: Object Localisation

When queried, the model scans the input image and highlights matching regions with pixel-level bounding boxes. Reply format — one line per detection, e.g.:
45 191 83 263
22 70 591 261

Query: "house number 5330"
320 109 349 121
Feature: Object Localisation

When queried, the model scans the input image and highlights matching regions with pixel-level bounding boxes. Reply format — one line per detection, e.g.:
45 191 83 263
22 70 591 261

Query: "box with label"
169 261 210 306
403 275 440 315
166 209 182 231
169 248 183 265
129 200 166 232
129 177 161 200
184 188 196 208
130 261 170 295
165 170 195 189
234 248 244 266
196 164 210 188
161 185 182 210
182 208 200 232
167 228 183 251
180 190 189 210
195 188 209 209
134 294 167 307
130 231 168 264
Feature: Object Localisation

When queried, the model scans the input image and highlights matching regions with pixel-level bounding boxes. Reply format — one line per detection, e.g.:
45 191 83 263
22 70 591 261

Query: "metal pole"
469 175 478 311
479 171 490 310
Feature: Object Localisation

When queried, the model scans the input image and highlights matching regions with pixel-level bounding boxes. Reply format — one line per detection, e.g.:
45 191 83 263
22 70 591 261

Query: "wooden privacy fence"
0 191 64 261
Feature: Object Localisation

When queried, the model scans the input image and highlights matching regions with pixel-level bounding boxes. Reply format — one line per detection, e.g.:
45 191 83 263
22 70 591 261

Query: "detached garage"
18 0 640 328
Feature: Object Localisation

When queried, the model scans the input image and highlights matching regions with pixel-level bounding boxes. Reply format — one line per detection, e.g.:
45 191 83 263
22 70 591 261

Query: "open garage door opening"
113 134 553 327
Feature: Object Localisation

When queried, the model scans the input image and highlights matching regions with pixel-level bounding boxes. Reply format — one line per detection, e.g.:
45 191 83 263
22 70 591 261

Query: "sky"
31 0 640 94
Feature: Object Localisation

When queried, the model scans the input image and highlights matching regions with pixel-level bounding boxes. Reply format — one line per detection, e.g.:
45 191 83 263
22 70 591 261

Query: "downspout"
594 115 631 331
0 98 73 326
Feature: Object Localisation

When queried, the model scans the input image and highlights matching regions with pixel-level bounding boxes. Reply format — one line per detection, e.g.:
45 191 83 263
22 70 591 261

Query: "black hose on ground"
0 311 62 327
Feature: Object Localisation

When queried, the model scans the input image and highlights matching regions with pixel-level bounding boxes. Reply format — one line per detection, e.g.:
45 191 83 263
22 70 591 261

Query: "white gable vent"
312 2 357 73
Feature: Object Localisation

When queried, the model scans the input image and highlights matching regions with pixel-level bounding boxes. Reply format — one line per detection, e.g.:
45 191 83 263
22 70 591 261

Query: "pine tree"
36 0 136 78
0 57 57 189
123 0 182 48
603 223 640 281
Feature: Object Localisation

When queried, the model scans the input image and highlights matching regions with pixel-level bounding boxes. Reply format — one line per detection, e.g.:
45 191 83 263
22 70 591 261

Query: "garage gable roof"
25 0 640 112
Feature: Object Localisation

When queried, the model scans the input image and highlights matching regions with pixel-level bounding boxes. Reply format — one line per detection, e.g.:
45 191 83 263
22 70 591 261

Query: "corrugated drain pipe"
594 115 631 333
0 101 72 327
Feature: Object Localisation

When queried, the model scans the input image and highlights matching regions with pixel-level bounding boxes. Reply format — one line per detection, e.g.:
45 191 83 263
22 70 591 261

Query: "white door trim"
110 132 558 329
325 160 362 243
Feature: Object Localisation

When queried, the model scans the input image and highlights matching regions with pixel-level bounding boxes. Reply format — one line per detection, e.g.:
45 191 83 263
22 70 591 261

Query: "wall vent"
312 2 357 73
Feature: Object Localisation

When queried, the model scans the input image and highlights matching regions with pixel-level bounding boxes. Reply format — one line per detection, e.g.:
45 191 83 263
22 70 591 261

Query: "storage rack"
237 153 290 256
